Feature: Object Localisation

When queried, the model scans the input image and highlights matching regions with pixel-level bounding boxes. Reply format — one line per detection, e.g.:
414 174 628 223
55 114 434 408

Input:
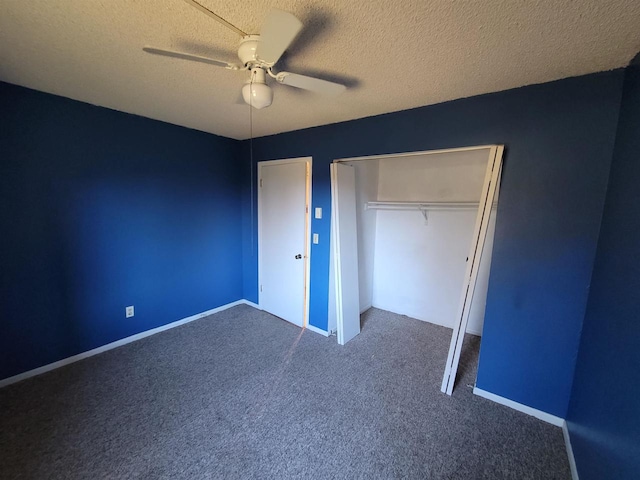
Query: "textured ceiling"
1 1 639 140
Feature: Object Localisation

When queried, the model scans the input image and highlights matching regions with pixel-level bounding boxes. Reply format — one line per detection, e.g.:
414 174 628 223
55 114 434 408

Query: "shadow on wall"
0 82 244 381
2 171 242 381
55 178 239 351
565 51 640 479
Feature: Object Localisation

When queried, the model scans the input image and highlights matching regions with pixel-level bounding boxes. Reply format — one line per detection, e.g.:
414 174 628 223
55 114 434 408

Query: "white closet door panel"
331 163 361 345
442 146 504 394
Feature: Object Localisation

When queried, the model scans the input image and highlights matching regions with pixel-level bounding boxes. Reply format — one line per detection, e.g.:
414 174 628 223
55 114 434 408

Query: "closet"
329 145 503 393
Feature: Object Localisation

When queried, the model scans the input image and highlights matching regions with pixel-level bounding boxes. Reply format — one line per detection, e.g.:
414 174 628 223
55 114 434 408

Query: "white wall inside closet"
355 149 497 335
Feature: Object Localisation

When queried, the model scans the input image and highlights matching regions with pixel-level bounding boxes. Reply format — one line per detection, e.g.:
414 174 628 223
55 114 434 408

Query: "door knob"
295 254 302 259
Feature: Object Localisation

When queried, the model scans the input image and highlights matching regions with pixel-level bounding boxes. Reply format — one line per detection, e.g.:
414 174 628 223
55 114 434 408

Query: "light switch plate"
314 207 322 219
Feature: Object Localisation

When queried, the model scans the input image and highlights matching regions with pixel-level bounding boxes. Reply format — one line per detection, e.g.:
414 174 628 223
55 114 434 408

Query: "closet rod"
365 201 495 211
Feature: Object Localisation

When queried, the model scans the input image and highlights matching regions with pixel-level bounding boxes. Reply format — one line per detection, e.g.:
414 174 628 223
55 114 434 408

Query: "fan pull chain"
250 69 255 256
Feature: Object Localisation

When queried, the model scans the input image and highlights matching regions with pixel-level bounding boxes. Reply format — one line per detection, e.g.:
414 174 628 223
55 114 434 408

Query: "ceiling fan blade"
276 72 346 96
143 47 239 69
182 0 246 36
256 9 303 65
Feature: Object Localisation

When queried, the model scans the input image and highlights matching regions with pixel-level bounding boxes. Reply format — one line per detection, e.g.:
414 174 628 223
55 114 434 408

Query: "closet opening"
329 145 504 394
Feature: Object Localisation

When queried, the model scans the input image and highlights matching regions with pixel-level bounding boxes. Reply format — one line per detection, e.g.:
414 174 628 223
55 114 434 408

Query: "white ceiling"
1 1 639 140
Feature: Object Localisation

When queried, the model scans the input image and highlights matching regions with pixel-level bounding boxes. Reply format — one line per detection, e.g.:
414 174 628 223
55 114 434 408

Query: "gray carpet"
0 306 570 479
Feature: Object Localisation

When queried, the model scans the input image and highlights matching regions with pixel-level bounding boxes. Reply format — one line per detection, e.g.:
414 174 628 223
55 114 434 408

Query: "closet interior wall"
352 149 497 335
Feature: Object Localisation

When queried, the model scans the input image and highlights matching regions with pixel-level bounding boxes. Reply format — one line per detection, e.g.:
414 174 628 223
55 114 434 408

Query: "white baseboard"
0 299 252 389
562 421 580 480
371 303 482 336
477 384 579 479
243 300 260 309
473 387 564 427
305 324 329 337
244 300 327 337
360 304 372 314
465 327 483 336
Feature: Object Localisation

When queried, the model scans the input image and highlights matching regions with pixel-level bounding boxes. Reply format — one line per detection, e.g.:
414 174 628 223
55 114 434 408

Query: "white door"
441 145 504 395
330 162 361 345
259 160 309 327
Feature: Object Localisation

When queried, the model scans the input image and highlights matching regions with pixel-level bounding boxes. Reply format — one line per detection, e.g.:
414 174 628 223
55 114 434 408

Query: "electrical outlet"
126 306 134 318
313 233 319 244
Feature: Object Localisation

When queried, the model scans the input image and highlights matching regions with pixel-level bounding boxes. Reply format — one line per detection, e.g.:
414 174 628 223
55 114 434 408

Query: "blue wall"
566 59 640 478
1 68 630 427
0 82 244 380
242 71 624 417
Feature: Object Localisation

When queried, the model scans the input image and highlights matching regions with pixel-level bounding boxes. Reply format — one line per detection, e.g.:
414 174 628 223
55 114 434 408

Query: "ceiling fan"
144 0 346 109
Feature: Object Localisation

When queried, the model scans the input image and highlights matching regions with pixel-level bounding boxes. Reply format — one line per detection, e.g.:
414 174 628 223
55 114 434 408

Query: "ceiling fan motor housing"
238 35 272 68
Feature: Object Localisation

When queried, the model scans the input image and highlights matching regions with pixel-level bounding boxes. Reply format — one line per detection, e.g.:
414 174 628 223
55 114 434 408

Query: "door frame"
331 145 503 391
257 157 313 328
333 145 499 164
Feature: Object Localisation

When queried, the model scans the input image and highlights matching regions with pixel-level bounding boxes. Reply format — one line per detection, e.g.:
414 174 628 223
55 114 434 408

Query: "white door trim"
330 145 503 390
334 145 496 164
257 157 313 328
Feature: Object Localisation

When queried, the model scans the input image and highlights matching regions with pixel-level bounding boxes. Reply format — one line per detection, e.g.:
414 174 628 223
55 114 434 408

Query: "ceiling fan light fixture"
242 68 273 109
242 82 272 109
